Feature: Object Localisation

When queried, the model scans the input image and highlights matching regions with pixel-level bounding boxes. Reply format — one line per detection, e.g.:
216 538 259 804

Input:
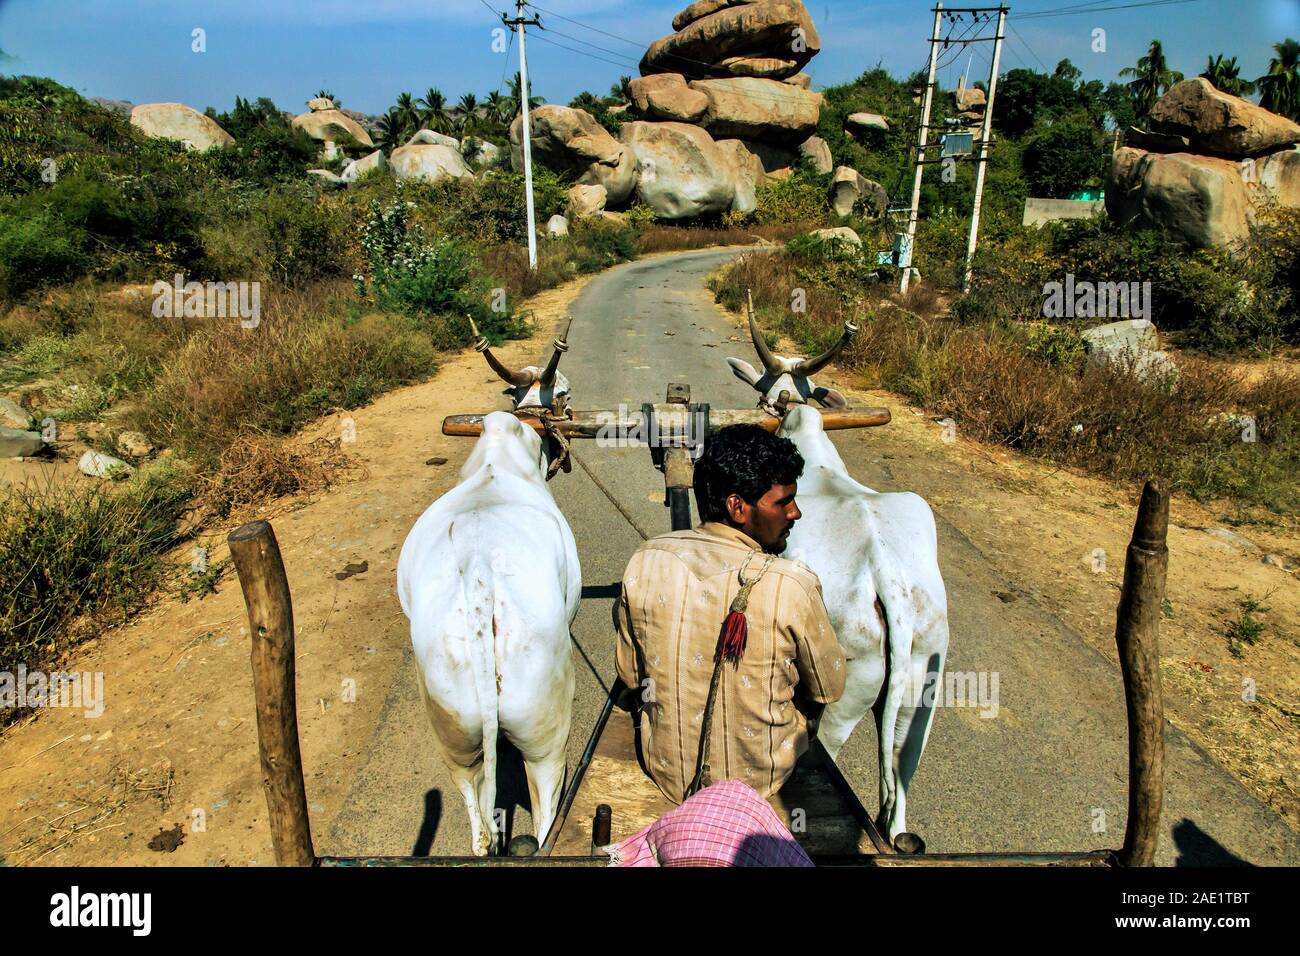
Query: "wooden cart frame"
228 383 1167 867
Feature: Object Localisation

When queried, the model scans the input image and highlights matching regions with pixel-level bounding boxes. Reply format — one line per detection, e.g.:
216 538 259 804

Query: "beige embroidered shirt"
614 522 845 804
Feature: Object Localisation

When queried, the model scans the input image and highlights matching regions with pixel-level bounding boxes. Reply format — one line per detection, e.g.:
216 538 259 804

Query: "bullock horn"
746 290 781 376
539 315 573 388
468 314 531 387
791 319 859 378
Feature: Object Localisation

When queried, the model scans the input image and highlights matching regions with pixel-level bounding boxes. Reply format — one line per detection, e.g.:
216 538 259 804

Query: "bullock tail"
454 525 501 852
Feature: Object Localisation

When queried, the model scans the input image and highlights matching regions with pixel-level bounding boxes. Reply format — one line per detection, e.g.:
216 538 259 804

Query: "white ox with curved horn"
726 304 950 842
470 314 573 415
397 324 580 856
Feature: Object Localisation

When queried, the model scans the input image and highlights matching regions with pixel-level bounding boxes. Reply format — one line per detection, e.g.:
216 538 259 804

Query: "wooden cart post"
1114 481 1168 867
229 520 316 867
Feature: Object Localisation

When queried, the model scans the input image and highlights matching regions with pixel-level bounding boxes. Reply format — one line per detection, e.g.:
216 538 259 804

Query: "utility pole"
961 4 1007 293
503 0 542 270
900 3 943 295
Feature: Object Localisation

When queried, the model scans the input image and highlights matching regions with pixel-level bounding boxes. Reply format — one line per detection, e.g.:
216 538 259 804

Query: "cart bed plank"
551 709 876 857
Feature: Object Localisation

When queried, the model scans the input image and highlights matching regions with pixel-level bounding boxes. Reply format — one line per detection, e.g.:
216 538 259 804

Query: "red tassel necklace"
686 550 776 797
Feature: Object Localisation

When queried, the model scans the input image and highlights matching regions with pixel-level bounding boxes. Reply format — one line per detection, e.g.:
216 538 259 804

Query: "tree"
569 91 602 112
455 93 480 132
609 75 632 104
483 90 510 127
1102 82 1138 131
1119 40 1184 120
1021 113 1109 198
375 109 407 152
1200 55 1255 97
394 91 419 136
1258 39 1300 121
314 88 339 106
418 88 449 133
506 72 544 121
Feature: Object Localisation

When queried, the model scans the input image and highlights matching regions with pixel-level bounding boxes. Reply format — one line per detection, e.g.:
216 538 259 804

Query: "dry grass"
0 760 175 865
711 248 1300 514
635 222 806 255
134 281 438 468
196 435 368 521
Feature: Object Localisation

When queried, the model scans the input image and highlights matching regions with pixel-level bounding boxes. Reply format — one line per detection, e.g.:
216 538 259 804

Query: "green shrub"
755 171 829 225
0 211 86 298
0 463 196 719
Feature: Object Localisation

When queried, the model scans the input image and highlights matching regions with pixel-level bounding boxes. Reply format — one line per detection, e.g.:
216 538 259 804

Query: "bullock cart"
228 382 1167 867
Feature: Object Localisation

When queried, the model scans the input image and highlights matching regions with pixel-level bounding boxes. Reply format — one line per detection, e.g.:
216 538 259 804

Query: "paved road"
327 249 1299 865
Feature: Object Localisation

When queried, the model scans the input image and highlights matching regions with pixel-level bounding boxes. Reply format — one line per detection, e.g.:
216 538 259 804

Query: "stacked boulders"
509 0 828 220
1107 78 1300 248
625 0 825 216
952 82 987 132
291 97 374 148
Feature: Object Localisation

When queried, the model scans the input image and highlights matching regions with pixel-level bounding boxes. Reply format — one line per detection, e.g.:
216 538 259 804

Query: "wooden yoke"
442 405 891 438
1114 481 1169 867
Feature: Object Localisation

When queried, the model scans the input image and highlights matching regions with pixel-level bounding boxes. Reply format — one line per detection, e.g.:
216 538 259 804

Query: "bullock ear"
727 357 762 388
812 386 849 409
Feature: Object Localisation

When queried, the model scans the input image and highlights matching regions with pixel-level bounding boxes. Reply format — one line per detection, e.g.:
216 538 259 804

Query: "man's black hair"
693 424 804 523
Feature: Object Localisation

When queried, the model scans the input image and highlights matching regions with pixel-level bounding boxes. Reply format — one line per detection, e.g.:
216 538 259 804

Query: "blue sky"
0 0 1296 116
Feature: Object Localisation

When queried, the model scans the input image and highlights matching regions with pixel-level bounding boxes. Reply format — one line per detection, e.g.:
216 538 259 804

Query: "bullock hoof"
507 835 539 857
892 832 925 855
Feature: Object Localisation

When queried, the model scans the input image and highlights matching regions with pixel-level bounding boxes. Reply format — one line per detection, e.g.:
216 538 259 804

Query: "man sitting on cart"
614 424 845 804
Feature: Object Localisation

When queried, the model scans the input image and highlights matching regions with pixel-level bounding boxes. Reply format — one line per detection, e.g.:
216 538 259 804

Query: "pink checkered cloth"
604 779 813 867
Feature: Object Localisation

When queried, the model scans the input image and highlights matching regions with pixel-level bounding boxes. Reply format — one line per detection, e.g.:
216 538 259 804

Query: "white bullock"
727 309 950 841
397 322 580 855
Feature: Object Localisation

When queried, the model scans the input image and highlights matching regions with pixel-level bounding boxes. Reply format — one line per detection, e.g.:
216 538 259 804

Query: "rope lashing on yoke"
515 404 573 480
685 550 777 798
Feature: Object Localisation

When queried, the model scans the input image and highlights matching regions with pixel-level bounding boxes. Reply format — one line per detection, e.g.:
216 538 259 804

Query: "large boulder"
642 0 821 81
0 427 43 457
829 165 886 217
291 108 375 147
628 73 710 123
1257 148 1300 208
798 135 832 173
846 111 889 134
389 143 473 183
0 396 30 430
716 138 765 213
809 226 862 247
1106 146 1251 248
307 97 335 111
1149 78 1300 157
568 183 608 219
672 0 756 31
130 103 234 151
620 121 735 218
510 106 637 205
689 77 822 143
462 138 503 170
341 149 387 182
406 129 460 149
1081 319 1177 384
954 86 986 113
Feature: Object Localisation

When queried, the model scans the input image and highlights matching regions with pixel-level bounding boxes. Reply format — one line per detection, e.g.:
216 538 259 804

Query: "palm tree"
394 91 419 136
506 72 545 120
483 90 509 127
1258 39 1300 121
1200 55 1254 97
418 87 449 132
1119 40 1185 120
375 108 407 152
315 88 339 106
455 92 480 132
608 75 632 105
569 91 602 113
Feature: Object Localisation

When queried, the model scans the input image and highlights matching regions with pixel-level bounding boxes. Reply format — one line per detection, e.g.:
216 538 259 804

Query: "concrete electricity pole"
900 3 944 295
961 4 1007 292
504 0 542 270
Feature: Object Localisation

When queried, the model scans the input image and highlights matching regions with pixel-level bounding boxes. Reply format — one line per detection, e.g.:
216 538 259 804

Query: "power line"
1017 0 1206 19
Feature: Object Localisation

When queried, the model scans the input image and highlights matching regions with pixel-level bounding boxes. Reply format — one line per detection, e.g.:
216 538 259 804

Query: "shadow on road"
1172 818 1252 867
411 790 442 856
